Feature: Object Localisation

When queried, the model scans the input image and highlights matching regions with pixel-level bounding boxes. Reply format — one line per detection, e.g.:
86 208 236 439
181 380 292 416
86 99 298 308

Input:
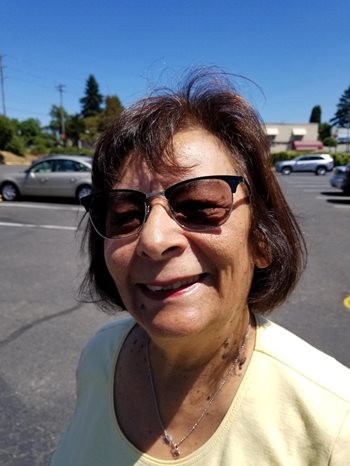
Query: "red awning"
293 140 323 150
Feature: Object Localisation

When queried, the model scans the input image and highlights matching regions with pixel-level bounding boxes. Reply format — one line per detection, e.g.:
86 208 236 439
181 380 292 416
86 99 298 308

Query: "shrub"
32 135 55 148
5 136 25 155
30 145 50 156
333 153 350 166
270 151 298 165
49 146 93 156
0 116 15 149
270 150 350 167
323 137 337 147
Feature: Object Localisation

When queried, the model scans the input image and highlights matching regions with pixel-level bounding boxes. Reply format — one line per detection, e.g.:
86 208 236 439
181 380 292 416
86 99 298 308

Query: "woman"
51 70 350 465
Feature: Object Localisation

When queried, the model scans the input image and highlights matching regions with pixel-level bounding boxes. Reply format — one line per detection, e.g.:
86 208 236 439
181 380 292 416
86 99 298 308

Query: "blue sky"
2 0 349 126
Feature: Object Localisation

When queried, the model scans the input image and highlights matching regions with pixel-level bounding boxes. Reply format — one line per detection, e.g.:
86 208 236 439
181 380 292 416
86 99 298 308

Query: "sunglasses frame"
81 175 249 240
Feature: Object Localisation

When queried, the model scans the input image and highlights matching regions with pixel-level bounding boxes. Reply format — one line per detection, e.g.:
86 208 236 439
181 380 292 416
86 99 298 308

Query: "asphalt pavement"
271 173 350 365
0 170 349 465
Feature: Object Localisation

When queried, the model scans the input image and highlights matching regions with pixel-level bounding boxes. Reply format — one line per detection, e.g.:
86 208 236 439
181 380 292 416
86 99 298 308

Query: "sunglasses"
81 175 249 240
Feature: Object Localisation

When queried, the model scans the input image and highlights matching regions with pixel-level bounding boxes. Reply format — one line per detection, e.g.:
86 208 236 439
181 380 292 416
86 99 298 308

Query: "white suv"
275 154 334 176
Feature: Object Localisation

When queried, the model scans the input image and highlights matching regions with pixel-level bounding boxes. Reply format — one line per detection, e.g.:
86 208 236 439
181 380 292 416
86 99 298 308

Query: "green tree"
318 122 332 142
309 105 321 123
65 114 85 147
99 95 124 130
80 115 100 147
5 136 25 155
0 115 15 149
331 85 350 128
80 75 103 118
19 118 42 144
49 105 69 138
323 137 337 148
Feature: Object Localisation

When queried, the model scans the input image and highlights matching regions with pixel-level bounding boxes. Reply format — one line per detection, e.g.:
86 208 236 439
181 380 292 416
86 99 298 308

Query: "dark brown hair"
80 69 307 315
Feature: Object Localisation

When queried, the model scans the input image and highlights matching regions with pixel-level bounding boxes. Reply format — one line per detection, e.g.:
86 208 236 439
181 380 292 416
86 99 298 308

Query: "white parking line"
288 181 331 188
285 186 331 191
0 202 82 211
333 204 350 209
0 221 76 231
302 189 327 192
315 196 349 201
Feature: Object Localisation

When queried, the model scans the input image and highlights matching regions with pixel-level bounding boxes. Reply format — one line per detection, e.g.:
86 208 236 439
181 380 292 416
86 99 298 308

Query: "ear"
251 229 272 269
254 251 271 269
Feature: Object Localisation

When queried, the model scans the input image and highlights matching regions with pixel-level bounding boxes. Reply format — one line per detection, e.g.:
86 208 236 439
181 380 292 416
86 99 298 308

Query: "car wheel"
315 166 326 176
281 166 292 175
76 185 92 202
1 182 20 201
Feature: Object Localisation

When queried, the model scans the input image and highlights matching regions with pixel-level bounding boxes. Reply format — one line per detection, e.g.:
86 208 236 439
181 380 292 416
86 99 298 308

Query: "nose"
136 199 187 260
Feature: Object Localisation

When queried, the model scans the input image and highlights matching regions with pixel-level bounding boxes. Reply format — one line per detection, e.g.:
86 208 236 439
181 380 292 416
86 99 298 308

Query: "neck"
144 311 253 458
146 310 252 385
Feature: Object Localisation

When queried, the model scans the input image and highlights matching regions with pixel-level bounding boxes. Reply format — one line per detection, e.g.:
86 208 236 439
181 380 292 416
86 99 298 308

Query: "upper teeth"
146 275 201 292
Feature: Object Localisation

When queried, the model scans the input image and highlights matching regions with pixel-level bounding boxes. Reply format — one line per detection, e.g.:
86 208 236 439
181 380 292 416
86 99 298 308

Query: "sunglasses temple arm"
242 178 251 194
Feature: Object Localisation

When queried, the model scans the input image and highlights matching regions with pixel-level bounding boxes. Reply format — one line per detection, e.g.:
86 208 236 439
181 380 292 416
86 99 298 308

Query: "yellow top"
50 316 350 466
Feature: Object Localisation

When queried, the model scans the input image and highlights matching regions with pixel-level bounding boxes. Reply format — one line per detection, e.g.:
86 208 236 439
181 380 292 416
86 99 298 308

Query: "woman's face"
104 128 264 341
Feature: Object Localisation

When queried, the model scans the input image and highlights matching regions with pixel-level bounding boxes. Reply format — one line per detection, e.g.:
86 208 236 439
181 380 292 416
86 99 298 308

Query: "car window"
31 161 54 173
309 156 322 161
76 162 91 172
54 159 81 172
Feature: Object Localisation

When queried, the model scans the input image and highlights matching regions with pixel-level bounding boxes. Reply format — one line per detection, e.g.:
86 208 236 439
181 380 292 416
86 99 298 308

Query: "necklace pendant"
163 432 173 445
171 445 180 458
147 322 250 461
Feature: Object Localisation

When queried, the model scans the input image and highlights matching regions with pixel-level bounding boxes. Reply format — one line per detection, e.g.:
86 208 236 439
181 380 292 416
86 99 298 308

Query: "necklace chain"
146 319 251 458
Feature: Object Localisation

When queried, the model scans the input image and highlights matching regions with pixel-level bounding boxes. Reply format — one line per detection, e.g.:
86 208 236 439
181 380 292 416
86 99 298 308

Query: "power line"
0 54 6 116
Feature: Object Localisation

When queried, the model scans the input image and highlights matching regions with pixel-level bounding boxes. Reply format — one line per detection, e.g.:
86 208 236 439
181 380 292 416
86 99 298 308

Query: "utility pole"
0 54 6 116
56 83 66 142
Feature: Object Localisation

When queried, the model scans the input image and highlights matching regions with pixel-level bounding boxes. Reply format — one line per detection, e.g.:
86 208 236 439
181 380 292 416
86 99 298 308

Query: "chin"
138 309 209 340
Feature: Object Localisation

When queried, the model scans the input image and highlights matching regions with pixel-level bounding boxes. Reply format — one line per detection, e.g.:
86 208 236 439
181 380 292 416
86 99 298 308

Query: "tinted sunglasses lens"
90 191 145 238
168 179 233 230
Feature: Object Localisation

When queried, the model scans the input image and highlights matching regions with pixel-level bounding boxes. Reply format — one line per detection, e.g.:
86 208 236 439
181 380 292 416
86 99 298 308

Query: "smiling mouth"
141 274 206 294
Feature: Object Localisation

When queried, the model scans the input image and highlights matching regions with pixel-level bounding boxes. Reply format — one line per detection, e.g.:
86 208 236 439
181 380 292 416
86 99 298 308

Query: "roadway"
0 171 349 465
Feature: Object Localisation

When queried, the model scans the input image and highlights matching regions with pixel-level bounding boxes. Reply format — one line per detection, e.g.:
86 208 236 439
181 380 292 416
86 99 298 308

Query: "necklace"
146 319 251 458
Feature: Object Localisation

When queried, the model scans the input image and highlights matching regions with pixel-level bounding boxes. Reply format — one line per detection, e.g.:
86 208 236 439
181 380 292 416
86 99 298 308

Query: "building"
332 127 350 144
265 123 322 152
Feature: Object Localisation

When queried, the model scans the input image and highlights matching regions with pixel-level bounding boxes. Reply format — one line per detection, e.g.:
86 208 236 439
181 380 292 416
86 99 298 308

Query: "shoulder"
78 316 136 375
85 316 135 347
254 315 350 404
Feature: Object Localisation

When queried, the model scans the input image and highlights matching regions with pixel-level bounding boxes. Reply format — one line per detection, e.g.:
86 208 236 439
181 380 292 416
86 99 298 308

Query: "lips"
139 274 206 299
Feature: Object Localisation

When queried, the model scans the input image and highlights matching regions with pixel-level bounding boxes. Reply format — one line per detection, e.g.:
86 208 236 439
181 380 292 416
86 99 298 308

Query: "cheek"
216 237 255 309
213 216 254 267
212 220 256 290
188 224 255 291
220 236 255 278
104 240 131 290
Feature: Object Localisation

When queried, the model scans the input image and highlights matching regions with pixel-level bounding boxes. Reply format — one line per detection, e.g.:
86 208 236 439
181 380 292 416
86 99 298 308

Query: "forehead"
116 128 238 190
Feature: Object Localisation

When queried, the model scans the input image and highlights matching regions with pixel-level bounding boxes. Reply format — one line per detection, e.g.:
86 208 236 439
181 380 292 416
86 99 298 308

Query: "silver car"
0 154 92 202
330 164 350 194
275 154 334 175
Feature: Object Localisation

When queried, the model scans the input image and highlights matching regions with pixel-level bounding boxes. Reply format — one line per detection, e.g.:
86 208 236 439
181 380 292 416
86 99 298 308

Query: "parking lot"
271 174 350 363
0 171 349 465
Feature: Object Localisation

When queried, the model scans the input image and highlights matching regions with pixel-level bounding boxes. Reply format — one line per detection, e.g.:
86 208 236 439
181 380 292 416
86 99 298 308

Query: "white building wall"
265 123 320 152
